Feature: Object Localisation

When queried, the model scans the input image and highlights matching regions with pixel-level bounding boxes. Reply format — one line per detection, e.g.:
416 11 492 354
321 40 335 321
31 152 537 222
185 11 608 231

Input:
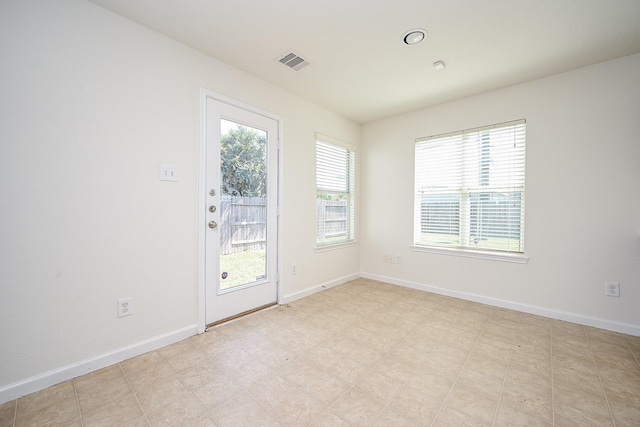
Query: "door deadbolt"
209 189 216 196
208 205 216 213
208 221 218 229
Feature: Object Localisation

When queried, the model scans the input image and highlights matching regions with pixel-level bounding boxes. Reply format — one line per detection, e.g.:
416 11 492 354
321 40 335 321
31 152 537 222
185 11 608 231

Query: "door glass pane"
219 119 268 291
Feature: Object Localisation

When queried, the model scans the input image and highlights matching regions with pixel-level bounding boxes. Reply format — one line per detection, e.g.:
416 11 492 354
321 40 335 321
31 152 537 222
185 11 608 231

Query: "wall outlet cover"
160 164 178 182
118 297 134 317
605 282 620 297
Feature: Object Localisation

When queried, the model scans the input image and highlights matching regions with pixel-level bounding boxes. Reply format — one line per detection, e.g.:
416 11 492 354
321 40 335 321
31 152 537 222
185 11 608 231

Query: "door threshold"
205 302 278 330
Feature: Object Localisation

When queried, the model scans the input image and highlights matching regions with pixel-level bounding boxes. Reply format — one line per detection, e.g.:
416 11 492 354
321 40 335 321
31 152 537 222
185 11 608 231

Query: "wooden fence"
220 196 266 255
316 199 348 242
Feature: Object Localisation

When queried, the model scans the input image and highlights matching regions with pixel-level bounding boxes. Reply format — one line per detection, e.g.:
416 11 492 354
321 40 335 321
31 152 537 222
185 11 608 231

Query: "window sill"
315 241 358 253
410 245 528 264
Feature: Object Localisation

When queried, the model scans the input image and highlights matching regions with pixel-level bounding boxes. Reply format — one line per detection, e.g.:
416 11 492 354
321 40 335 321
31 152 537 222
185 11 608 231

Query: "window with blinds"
316 138 355 247
414 119 526 254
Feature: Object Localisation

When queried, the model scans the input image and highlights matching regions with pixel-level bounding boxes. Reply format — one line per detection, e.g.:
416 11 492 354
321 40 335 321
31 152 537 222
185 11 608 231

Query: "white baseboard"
282 272 360 304
0 325 198 404
361 272 640 337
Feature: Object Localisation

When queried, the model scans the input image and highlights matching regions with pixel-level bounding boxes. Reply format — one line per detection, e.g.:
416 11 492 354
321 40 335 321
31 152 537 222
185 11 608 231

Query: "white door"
204 96 279 325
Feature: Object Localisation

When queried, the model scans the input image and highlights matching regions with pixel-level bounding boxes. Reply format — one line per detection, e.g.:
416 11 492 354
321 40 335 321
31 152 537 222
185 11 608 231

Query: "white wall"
361 53 640 334
0 0 360 399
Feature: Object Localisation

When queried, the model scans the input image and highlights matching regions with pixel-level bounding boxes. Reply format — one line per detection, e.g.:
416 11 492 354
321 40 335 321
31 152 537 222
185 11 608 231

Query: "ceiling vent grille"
276 50 310 71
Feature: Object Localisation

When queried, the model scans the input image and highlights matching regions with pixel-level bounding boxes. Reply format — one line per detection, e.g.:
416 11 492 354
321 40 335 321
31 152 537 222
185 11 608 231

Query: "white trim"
314 132 356 152
417 118 526 143
197 88 208 333
282 272 359 304
411 245 528 264
277 118 284 305
314 241 358 253
0 325 197 405
360 272 640 336
197 88 284 329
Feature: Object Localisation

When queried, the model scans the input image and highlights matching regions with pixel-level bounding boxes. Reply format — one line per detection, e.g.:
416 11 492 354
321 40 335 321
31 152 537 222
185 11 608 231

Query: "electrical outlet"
160 164 178 182
395 255 402 264
117 297 134 317
291 263 297 275
605 282 620 297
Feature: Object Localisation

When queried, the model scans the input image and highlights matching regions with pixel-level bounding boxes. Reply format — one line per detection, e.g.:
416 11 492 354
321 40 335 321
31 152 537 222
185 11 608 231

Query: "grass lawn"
219 249 266 290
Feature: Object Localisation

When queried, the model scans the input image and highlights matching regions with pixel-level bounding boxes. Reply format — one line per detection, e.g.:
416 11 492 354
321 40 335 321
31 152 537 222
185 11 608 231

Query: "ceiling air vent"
276 50 310 71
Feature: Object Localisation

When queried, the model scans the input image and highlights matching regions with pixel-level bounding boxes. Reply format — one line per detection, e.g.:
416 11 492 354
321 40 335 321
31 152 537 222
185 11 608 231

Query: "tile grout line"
181 334 267 425
583 327 617 427
209 290 425 426
281 291 436 426
303 336 372 424
203 313 341 426
270 312 353 427
428 308 493 427
194 332 259 425
622 335 640 369
549 321 555 427
366 300 446 426
155 344 210 424
12 398 17 427
71 378 84 427
489 313 523 427
299 300 395 426
300 303 404 426
118 362 152 426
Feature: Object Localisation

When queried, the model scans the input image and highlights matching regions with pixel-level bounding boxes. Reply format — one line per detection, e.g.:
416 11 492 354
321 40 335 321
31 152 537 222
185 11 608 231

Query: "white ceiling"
88 0 640 124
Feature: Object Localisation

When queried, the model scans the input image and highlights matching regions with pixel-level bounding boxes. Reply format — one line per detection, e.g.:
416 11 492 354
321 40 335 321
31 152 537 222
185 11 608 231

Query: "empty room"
1 0 639 426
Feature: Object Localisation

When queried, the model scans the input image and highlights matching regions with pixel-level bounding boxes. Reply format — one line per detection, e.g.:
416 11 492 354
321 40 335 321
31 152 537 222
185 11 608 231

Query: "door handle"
208 221 218 229
209 205 217 213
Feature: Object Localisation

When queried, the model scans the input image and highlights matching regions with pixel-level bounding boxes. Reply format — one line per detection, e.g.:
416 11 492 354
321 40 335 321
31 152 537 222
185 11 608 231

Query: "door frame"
197 88 284 333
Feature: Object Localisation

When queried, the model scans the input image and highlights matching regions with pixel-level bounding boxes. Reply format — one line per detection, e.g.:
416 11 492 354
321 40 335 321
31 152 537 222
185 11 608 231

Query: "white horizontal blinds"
317 141 349 192
414 119 526 253
316 139 355 246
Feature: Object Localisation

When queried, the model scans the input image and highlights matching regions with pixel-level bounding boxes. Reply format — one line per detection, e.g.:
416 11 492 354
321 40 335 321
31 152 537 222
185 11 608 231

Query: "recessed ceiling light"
402 29 427 45
433 60 446 70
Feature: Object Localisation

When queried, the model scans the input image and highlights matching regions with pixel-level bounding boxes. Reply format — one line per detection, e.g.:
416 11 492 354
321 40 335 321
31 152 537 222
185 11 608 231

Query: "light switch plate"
160 164 178 182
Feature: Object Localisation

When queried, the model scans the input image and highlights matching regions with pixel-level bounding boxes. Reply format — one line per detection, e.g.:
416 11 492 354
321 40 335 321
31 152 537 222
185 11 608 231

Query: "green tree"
220 125 266 197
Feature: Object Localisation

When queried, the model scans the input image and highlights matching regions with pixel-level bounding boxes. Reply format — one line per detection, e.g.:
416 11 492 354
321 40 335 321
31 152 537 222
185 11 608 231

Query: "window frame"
412 119 528 263
315 134 356 249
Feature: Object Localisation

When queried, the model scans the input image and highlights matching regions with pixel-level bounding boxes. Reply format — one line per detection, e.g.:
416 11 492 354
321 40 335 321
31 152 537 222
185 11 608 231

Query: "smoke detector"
433 60 446 70
275 50 310 71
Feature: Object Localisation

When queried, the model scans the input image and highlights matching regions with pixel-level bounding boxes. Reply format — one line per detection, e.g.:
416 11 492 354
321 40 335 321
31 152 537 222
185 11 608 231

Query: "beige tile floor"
2 278 640 426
